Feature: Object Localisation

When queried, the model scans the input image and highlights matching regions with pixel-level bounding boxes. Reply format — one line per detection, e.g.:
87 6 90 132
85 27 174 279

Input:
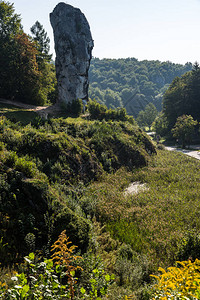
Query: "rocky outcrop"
50 2 93 105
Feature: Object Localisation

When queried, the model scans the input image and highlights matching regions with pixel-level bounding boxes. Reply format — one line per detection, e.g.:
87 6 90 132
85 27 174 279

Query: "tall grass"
83 149 200 267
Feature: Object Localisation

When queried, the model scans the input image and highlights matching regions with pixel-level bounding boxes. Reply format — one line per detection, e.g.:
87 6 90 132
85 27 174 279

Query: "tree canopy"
0 0 22 38
171 114 198 148
89 58 192 117
0 1 57 105
136 102 158 128
163 63 200 129
30 20 52 63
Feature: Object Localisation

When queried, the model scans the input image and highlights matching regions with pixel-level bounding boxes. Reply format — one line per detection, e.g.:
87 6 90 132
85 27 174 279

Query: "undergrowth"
83 149 200 269
1 111 200 298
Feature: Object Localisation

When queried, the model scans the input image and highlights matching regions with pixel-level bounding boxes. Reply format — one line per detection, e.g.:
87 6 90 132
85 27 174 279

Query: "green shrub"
53 207 90 252
0 253 70 299
0 234 114 299
88 99 136 123
88 100 107 119
15 157 37 177
176 230 200 261
65 99 83 116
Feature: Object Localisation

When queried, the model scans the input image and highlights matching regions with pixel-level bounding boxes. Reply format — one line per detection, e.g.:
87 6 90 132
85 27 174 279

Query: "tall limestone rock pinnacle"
50 2 94 105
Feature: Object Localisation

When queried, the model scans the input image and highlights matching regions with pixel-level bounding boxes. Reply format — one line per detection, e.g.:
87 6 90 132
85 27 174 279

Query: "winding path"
165 145 200 160
0 98 61 118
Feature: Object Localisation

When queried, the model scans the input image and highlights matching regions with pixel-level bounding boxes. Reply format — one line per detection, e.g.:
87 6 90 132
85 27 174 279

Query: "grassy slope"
0 106 155 267
85 149 200 267
1 104 200 297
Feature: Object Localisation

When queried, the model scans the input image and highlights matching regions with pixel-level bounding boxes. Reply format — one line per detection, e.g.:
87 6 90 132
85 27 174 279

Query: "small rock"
124 182 148 196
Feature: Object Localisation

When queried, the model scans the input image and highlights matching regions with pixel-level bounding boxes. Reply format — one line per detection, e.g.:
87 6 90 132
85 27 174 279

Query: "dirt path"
165 145 200 160
0 98 62 118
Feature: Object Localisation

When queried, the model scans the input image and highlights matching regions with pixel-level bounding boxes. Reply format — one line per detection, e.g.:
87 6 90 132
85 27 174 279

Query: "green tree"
0 1 57 105
30 20 52 64
171 114 198 148
89 57 192 117
104 89 122 108
89 86 105 104
137 103 158 129
152 112 169 137
162 76 186 129
0 0 22 98
136 110 146 128
163 63 200 129
120 88 133 103
0 0 22 37
30 21 57 104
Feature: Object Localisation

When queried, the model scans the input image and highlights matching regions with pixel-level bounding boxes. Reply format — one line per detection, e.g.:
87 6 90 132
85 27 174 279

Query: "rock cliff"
50 3 93 105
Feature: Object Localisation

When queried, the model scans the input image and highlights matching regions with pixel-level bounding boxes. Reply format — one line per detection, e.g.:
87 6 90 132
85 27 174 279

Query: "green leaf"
105 274 110 282
80 287 86 294
100 287 106 295
111 274 115 280
45 259 53 269
21 284 29 297
29 252 35 261
55 264 61 273
92 268 98 274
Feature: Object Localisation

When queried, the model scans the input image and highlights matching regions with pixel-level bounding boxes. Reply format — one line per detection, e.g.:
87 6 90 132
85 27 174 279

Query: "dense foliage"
89 57 192 116
172 114 198 148
1 102 200 297
87 99 136 123
0 231 114 299
152 112 169 137
1 2 200 298
0 114 155 266
136 102 158 128
0 1 57 105
163 62 200 130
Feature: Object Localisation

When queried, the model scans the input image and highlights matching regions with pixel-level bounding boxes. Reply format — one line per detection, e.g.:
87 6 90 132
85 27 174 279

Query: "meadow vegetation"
1 1 200 298
0 102 200 298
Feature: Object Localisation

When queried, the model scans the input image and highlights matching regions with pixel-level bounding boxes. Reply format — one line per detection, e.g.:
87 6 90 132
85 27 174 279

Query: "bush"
88 100 107 119
88 99 136 123
156 143 165 150
176 230 200 261
65 99 83 116
0 232 114 299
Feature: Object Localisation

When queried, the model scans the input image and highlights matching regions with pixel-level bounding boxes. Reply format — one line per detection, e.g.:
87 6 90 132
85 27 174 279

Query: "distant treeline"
89 57 192 117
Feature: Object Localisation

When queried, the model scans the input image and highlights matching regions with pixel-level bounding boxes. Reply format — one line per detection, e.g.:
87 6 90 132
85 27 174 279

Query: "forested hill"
89 57 192 117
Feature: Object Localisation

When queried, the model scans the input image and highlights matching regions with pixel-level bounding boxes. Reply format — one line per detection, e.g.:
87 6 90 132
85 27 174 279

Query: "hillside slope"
0 113 156 265
89 58 192 116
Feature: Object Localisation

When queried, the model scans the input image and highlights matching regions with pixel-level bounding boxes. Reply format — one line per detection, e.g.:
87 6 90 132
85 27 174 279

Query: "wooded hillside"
89 58 192 116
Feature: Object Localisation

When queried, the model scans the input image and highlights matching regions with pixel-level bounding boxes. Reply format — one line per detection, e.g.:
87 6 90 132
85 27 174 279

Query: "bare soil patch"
124 181 148 196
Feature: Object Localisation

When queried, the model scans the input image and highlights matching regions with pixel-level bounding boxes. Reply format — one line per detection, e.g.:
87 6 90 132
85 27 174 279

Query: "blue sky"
12 0 200 64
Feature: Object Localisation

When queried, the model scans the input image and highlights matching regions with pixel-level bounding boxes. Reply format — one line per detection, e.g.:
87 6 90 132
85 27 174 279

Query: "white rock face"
50 3 94 104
